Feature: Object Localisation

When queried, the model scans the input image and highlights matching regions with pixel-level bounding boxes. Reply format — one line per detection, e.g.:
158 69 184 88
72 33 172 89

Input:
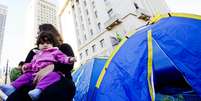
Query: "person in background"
10 61 25 82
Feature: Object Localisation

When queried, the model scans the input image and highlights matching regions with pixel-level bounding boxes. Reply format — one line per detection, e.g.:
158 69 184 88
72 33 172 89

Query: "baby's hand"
22 65 28 73
69 57 77 63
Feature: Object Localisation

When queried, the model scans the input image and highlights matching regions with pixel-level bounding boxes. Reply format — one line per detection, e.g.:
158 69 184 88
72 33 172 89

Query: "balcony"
136 8 151 21
104 14 122 31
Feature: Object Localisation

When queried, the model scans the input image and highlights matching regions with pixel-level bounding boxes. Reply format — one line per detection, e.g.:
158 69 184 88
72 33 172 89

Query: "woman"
7 24 76 101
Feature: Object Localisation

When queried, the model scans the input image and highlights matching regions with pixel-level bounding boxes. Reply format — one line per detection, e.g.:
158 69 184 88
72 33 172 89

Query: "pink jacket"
25 47 71 72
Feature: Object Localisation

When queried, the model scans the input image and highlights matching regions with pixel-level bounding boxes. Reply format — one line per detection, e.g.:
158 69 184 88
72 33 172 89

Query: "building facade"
24 0 58 51
0 4 7 65
59 0 170 64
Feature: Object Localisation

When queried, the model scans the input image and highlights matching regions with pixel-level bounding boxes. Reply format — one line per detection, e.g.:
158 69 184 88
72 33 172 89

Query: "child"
0 31 76 101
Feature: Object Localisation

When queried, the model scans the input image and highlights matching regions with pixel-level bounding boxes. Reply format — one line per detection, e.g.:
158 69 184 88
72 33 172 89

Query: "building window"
86 9 89 15
92 1 95 8
78 39 81 45
107 8 113 17
80 53 82 59
72 5 75 9
84 34 87 40
92 44 96 52
85 49 88 56
83 0 87 6
100 39 105 48
134 2 139 9
76 30 80 36
78 7 81 13
80 15 83 21
75 21 77 26
94 11 98 18
98 22 101 31
82 23 85 30
110 36 120 46
88 18 91 25
76 28 79 34
90 29 93 35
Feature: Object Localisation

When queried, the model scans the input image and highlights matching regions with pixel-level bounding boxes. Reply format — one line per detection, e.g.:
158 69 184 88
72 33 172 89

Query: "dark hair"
18 61 25 66
36 31 59 47
39 24 63 44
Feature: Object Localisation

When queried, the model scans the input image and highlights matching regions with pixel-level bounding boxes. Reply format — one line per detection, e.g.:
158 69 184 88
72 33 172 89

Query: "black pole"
5 60 8 84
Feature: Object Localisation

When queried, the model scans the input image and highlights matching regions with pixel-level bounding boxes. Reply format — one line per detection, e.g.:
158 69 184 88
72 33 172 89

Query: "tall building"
59 0 170 64
58 0 80 67
0 4 7 65
24 0 58 52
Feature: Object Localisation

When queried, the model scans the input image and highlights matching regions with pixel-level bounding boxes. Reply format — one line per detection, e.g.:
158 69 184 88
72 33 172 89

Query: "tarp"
73 13 201 101
73 58 106 101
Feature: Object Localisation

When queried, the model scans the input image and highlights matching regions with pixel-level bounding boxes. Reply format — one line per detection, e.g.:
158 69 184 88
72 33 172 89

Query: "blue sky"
0 0 201 68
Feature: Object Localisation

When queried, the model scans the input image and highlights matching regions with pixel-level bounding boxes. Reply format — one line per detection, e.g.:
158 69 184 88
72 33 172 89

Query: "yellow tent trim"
96 30 136 88
149 12 201 24
95 30 135 88
95 37 127 88
147 30 155 101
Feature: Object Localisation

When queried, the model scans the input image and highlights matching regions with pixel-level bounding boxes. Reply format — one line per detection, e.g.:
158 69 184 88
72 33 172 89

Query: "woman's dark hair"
39 24 63 44
36 31 59 47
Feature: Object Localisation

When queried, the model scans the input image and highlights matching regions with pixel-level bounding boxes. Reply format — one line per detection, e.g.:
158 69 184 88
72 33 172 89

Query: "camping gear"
73 58 106 101
73 13 201 101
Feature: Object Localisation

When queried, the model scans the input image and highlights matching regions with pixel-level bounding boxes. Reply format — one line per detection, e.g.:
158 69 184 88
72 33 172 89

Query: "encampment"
73 58 106 101
73 13 201 101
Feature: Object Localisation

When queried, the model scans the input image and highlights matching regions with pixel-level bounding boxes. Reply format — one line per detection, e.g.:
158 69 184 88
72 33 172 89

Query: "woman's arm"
59 44 75 57
54 43 75 79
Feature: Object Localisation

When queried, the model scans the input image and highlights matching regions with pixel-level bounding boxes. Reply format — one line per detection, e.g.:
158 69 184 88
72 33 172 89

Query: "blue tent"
73 13 201 101
73 58 106 101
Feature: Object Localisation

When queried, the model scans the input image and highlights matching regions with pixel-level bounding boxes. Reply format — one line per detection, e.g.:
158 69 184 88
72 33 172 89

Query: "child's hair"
36 31 59 47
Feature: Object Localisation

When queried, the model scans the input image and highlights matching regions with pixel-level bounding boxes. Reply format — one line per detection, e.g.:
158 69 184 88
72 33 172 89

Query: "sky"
0 0 30 69
0 0 58 68
165 0 201 14
0 0 201 69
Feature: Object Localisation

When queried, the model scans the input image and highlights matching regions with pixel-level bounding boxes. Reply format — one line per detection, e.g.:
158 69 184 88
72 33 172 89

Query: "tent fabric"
152 36 191 94
73 13 201 101
151 15 201 96
94 13 201 101
94 26 151 101
73 58 106 101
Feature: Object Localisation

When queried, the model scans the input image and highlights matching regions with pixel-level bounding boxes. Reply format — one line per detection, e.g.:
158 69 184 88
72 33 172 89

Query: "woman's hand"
21 65 28 73
33 64 54 84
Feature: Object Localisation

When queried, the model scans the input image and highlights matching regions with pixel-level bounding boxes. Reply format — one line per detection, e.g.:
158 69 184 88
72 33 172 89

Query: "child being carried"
0 31 76 101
